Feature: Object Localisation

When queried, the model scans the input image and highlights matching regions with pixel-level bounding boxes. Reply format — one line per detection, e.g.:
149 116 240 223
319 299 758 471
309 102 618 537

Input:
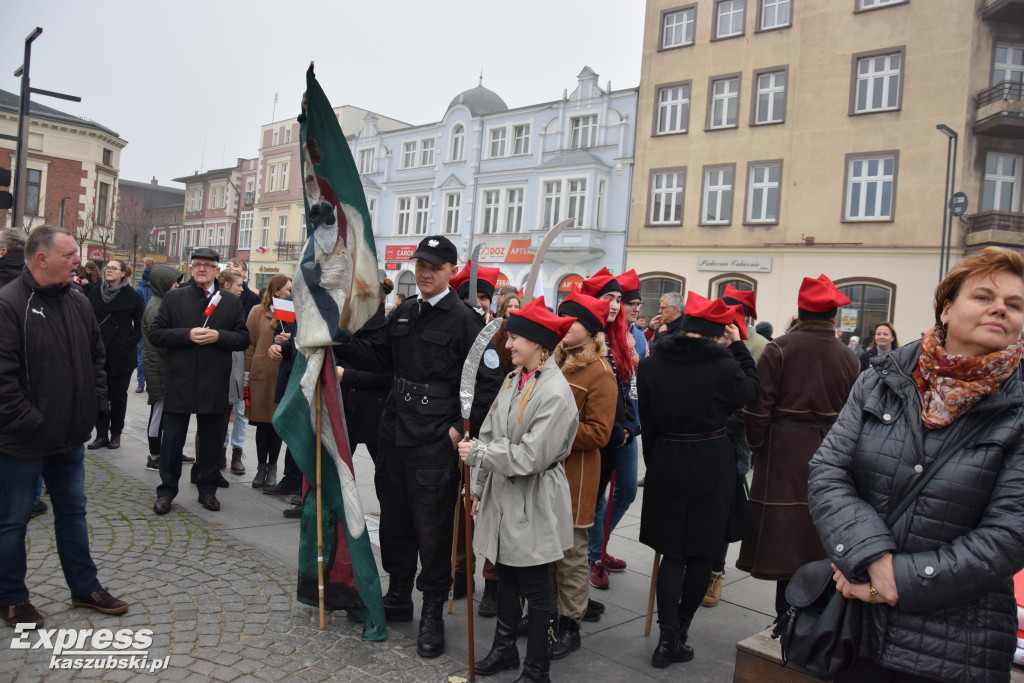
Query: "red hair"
604 310 634 384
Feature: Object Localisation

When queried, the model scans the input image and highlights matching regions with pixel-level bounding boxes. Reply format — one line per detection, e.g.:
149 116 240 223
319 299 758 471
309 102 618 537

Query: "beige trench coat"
467 362 578 567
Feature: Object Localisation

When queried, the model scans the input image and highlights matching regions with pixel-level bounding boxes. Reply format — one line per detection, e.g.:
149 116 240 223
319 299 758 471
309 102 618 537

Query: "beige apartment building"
628 0 1024 342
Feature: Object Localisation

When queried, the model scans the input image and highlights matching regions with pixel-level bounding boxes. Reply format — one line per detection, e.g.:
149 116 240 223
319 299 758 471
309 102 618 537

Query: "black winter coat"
0 249 24 287
638 335 760 559
809 342 1024 683
333 288 503 447
337 304 391 448
0 270 108 458
90 284 144 375
149 282 250 414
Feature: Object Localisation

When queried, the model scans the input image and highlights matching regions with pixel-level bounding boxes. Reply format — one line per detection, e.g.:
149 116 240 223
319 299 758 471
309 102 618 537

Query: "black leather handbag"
773 424 981 679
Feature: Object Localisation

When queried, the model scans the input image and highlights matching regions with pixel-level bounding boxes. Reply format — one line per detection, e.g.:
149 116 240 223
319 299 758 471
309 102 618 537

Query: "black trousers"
375 436 458 597
96 370 132 437
147 403 164 455
657 555 712 631
278 448 302 490
158 412 223 498
495 562 555 616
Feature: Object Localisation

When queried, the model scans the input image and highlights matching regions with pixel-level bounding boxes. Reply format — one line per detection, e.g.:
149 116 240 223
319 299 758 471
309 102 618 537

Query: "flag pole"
315 371 326 629
447 483 462 614
462 419 476 682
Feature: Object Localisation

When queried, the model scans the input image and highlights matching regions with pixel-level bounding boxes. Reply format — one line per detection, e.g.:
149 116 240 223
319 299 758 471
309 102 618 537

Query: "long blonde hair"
497 348 551 423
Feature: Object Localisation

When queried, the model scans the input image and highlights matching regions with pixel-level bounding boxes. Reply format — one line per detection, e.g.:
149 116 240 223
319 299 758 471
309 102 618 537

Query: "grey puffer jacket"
808 341 1024 683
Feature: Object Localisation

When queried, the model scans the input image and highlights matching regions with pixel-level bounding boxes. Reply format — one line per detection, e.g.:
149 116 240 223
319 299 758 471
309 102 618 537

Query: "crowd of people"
4 225 1024 683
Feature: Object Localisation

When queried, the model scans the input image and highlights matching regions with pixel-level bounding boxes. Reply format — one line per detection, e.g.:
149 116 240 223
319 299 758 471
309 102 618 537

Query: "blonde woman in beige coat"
459 297 579 683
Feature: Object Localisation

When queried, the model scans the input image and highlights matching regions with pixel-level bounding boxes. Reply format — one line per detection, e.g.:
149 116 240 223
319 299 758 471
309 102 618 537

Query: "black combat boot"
550 614 580 660
475 582 521 675
382 579 414 622
417 594 446 658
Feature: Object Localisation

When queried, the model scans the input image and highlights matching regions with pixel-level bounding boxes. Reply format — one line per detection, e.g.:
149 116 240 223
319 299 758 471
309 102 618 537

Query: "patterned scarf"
913 325 1024 429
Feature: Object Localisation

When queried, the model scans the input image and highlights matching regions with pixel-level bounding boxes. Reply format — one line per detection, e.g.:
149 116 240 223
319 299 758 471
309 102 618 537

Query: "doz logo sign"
480 240 533 264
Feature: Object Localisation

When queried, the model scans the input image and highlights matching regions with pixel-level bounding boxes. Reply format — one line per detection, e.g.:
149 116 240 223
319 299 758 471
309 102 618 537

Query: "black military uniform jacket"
334 287 503 447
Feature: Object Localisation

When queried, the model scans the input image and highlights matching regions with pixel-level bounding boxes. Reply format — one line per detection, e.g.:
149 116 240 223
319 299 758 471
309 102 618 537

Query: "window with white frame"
359 148 376 174
570 115 598 149
746 162 781 223
157 232 166 249
709 77 740 128
845 154 897 221
450 125 465 161
489 128 507 158
759 0 790 30
513 124 531 155
277 216 288 244
169 232 177 257
754 69 787 124
26 169 42 215
97 181 111 224
543 181 562 229
260 217 270 248
218 225 226 245
656 83 690 134
505 188 524 233
187 188 203 212
238 211 253 249
596 180 607 228
854 50 903 113
206 227 214 245
715 0 745 39
567 180 587 228
286 128 292 143
402 142 417 169
266 160 289 192
482 190 501 234
993 45 1024 87
267 165 278 192
857 0 906 9
444 192 461 234
982 153 1022 213
662 6 696 49
701 167 734 225
420 139 435 166
209 185 225 210
649 170 686 226
397 197 413 235
367 197 377 226
414 196 430 235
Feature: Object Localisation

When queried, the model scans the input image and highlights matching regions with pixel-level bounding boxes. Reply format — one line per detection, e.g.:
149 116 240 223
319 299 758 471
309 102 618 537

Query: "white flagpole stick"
315 372 326 629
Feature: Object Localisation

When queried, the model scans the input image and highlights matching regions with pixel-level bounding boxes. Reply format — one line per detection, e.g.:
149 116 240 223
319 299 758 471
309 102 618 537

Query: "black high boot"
651 615 694 669
382 579 414 622
551 614 580 660
676 603 696 660
251 451 268 488
513 609 555 683
475 582 522 675
417 594 446 658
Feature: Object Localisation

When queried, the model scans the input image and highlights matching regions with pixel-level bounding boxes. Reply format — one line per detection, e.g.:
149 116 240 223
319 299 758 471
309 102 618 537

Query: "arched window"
708 273 757 299
640 273 685 321
450 125 465 162
397 269 418 299
834 277 896 342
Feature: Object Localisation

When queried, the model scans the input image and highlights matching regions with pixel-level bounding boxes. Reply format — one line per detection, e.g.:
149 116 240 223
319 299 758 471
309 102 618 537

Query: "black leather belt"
394 378 453 398
771 417 834 429
660 429 726 442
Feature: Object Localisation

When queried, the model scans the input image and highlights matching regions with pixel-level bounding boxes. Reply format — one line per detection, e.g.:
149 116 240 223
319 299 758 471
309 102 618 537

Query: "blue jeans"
587 439 639 564
223 401 247 449
0 445 101 605
136 340 145 387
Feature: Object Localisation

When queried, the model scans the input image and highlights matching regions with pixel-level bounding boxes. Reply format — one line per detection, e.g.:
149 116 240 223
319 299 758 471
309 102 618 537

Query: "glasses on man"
628 301 643 310
191 263 216 271
658 304 676 311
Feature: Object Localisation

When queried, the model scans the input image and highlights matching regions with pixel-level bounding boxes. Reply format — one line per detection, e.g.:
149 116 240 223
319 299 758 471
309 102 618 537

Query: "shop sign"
385 244 417 261
696 255 772 273
258 265 280 273
87 247 112 262
479 239 534 264
558 274 584 292
840 308 859 332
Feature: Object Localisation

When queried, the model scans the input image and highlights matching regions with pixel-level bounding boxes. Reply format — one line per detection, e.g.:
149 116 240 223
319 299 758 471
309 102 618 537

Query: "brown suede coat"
556 334 617 527
244 305 283 423
737 319 860 579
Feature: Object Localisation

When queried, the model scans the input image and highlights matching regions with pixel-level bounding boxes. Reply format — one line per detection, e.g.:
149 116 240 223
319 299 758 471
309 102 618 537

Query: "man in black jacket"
0 226 129 628
150 248 250 514
0 227 25 286
333 235 503 659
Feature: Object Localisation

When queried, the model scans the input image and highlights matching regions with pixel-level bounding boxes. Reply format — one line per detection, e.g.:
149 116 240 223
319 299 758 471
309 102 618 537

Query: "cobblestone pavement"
1 455 471 683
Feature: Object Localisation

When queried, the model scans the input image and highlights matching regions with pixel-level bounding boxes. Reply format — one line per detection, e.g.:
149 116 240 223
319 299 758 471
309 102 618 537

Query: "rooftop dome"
447 79 508 117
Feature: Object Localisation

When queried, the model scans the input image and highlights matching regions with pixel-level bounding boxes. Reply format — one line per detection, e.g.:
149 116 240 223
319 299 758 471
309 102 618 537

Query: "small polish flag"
256 246 268 254
150 226 159 236
203 291 222 317
272 297 295 323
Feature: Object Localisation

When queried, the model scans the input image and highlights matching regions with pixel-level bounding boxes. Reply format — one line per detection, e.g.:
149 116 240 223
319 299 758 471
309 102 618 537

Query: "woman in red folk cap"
737 274 860 622
459 296 579 683
548 290 618 659
637 292 760 669
580 267 639 590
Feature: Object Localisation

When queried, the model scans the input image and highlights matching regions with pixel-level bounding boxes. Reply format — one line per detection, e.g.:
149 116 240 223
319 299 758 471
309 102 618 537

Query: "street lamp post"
59 195 71 228
936 124 958 278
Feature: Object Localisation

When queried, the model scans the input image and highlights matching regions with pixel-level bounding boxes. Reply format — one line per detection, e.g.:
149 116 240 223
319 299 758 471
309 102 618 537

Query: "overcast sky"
4 1 645 188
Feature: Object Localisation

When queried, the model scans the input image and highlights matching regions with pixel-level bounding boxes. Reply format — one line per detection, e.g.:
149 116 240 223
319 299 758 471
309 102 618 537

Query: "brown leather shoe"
198 494 221 511
72 589 128 615
2 601 44 628
230 447 245 474
153 497 172 515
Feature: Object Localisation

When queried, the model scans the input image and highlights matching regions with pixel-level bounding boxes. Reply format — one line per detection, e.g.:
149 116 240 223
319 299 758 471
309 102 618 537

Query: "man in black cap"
149 248 249 514
333 235 503 658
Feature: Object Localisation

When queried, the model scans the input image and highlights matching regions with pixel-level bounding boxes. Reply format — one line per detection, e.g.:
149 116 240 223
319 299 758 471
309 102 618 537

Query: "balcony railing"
967 211 1024 235
981 0 1024 23
275 241 303 260
975 80 1024 108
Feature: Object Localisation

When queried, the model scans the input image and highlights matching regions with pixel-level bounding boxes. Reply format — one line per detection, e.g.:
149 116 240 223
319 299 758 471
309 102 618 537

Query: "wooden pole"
315 372 325 629
447 476 462 614
644 552 661 637
462 419 476 682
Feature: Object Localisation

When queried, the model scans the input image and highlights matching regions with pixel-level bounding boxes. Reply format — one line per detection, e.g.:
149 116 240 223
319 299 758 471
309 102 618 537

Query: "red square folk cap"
506 296 576 350
616 269 641 302
680 292 745 338
798 274 851 313
557 289 610 336
581 267 621 298
721 284 757 320
449 260 500 299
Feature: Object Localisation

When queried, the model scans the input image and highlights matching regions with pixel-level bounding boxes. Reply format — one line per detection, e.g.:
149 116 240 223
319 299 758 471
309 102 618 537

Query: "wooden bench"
735 627 1024 683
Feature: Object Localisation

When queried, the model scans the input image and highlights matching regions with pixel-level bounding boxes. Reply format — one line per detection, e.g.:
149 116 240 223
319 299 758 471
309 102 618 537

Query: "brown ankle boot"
230 447 245 474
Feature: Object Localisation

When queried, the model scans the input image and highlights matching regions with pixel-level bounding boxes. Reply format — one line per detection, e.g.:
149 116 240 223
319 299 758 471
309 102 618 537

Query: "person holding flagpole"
244 274 293 488
331 234 504 658
150 248 250 515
